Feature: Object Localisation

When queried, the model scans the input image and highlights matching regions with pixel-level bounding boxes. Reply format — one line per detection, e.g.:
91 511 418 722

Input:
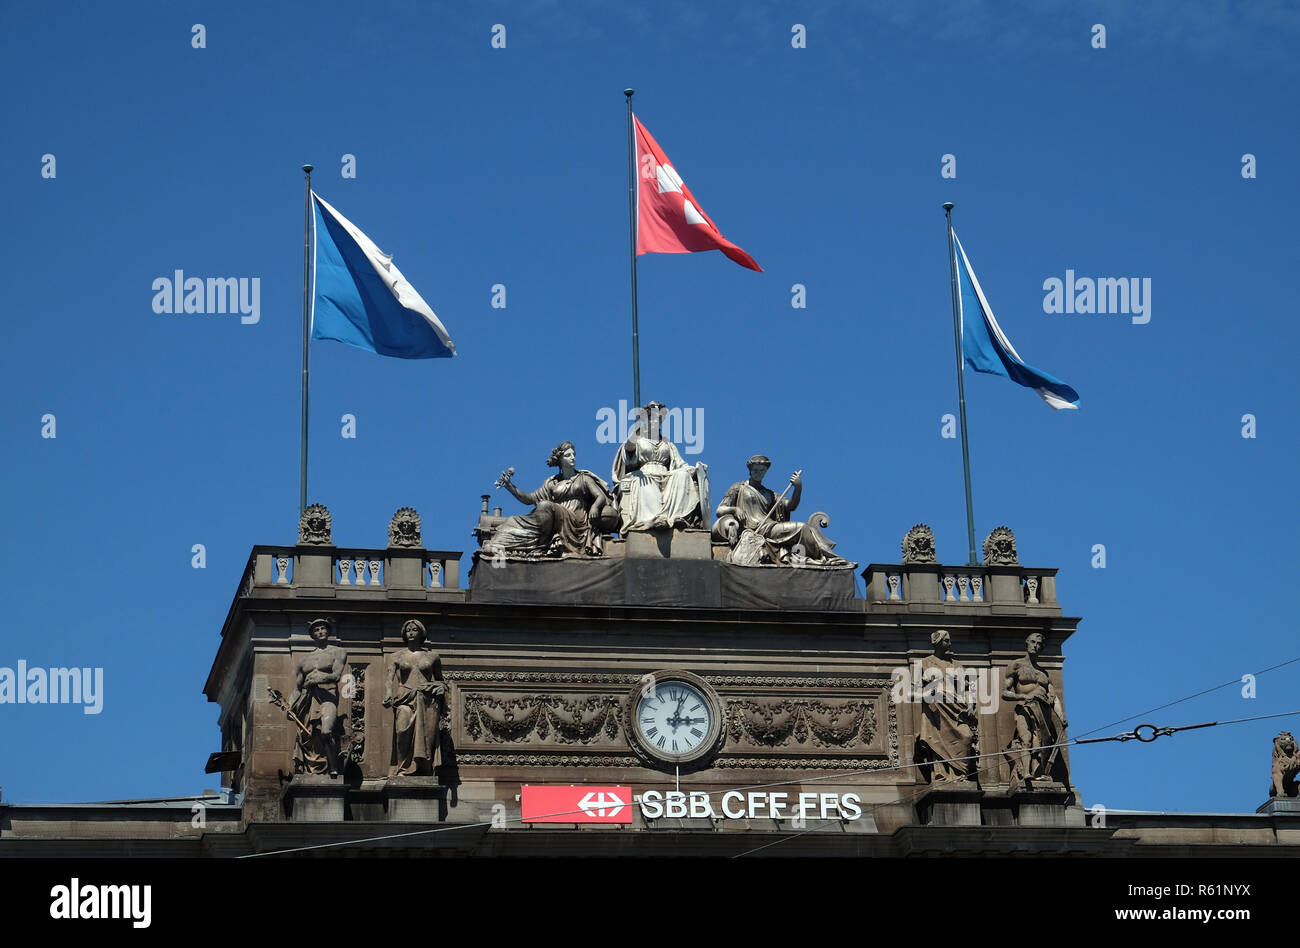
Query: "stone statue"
711 455 849 567
1270 731 1300 798
288 618 347 776
612 402 709 533
1001 632 1069 786
384 619 448 778
914 630 978 785
485 441 618 557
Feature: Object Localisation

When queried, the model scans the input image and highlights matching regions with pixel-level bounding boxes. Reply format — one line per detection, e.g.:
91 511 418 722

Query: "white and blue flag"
954 233 1077 410
311 192 456 359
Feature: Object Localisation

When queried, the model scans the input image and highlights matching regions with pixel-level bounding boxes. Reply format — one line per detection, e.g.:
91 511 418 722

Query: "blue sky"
2 0 1297 813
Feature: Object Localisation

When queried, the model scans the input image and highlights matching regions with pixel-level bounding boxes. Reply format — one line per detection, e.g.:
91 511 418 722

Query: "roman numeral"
689 703 701 711
690 728 703 738
646 726 658 737
657 736 666 748
641 717 655 724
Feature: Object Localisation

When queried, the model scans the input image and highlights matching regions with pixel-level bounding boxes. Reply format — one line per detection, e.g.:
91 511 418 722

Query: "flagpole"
624 88 642 409
944 202 978 566
300 164 314 516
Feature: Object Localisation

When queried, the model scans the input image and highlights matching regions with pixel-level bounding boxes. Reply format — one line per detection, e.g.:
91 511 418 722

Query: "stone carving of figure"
288 618 347 776
612 402 706 533
384 619 447 778
1001 632 1069 786
488 441 618 557
914 630 978 785
711 455 848 567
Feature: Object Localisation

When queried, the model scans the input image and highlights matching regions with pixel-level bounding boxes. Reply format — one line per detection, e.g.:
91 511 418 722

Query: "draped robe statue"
612 402 705 533
711 456 848 567
915 630 978 784
488 442 615 557
384 620 447 778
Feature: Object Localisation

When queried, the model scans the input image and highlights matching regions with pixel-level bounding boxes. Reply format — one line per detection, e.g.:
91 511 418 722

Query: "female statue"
612 401 703 533
489 441 616 557
914 630 978 784
383 619 446 778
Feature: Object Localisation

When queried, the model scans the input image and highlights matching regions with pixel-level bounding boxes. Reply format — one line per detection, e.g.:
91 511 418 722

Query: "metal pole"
625 89 641 409
944 202 978 566
300 165 314 516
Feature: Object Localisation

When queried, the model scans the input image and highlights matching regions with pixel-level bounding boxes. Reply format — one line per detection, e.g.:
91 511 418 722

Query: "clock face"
635 681 714 761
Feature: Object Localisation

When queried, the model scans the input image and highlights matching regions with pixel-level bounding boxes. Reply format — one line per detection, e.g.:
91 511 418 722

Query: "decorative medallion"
983 525 1018 566
388 507 422 549
901 524 937 564
298 503 333 546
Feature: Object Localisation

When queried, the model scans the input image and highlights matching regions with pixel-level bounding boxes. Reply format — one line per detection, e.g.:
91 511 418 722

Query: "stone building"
2 508 1298 857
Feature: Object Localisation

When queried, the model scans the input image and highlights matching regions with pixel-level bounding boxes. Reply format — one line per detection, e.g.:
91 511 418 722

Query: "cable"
1073 655 1300 739
243 654 1300 858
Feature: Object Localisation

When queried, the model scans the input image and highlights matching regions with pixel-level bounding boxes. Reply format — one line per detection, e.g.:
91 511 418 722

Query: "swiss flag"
634 115 762 272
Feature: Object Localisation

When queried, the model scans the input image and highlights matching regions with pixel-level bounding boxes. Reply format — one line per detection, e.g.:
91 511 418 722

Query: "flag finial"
624 88 634 98
302 164 314 174
943 202 954 211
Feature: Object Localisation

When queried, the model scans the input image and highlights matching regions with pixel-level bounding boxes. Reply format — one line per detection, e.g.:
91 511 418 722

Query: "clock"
626 670 723 769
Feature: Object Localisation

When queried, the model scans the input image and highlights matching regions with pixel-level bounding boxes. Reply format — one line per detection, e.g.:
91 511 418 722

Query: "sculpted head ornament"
547 441 577 468
401 619 427 645
983 525 1019 566
902 524 937 565
298 503 333 546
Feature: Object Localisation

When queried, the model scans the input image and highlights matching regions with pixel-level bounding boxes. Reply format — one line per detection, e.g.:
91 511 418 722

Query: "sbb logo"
520 785 633 823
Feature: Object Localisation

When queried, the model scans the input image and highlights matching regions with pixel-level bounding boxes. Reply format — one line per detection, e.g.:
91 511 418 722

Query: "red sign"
521 785 634 823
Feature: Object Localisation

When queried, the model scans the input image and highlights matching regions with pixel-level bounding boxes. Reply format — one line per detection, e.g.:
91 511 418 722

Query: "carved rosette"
388 507 422 549
298 503 333 546
983 525 1019 566
901 524 937 565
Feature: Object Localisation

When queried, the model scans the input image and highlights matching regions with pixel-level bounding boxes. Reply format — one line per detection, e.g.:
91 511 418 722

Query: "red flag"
633 115 761 271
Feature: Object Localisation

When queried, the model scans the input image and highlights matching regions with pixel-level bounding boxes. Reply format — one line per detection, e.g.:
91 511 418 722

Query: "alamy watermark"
0 661 104 714
1043 270 1150 324
152 271 260 324
595 400 704 455
890 659 999 713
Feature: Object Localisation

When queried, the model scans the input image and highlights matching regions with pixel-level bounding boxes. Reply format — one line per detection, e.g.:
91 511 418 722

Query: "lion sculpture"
1270 731 1300 798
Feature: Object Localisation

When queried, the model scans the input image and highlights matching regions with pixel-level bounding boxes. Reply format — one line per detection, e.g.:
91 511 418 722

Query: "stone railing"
241 545 462 595
861 563 1059 614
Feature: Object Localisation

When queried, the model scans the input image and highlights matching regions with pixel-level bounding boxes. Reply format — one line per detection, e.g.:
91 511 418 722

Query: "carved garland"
463 694 623 744
727 698 877 749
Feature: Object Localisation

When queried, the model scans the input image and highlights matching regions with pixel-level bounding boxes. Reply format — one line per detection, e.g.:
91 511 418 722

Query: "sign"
638 790 863 821
521 785 633 824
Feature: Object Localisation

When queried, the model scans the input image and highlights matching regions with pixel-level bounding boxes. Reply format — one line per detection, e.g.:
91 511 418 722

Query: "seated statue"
483 441 618 558
612 401 710 533
711 455 849 567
